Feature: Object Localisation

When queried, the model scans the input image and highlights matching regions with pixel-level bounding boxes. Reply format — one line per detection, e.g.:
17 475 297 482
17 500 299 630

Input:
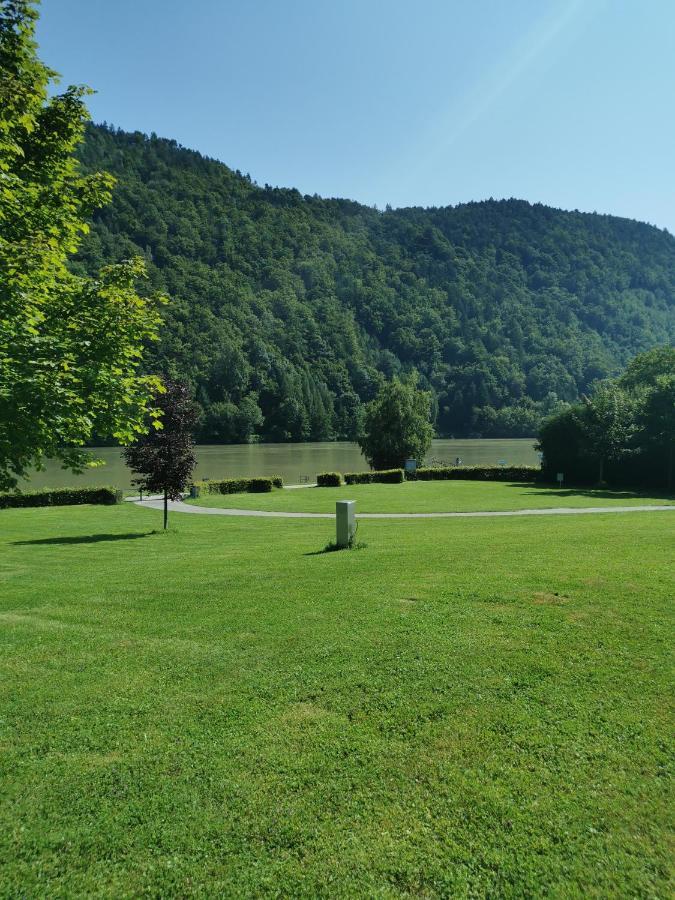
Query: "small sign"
556 472 564 486
404 458 417 473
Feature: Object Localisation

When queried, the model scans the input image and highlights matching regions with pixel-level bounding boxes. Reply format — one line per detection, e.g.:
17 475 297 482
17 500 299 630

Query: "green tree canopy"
575 384 637 484
538 347 674 489
71 124 675 445
358 375 434 470
0 0 163 490
639 374 675 489
619 345 675 392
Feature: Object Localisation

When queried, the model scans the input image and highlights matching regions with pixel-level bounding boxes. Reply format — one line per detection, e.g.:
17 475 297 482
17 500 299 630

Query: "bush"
344 469 405 485
407 465 540 482
0 486 122 509
317 472 342 487
247 478 274 493
191 477 280 495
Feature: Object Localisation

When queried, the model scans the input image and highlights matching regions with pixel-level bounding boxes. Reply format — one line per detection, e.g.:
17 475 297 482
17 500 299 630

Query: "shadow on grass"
508 483 674 501
304 540 368 557
13 532 155 546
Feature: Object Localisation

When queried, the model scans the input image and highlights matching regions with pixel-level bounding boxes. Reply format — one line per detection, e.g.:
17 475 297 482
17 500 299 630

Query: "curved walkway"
133 498 675 520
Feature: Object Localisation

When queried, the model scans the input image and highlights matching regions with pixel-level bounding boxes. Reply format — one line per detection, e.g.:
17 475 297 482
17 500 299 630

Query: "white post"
336 500 356 548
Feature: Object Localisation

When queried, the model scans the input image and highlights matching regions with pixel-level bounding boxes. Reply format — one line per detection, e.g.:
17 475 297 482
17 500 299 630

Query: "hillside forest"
73 125 675 444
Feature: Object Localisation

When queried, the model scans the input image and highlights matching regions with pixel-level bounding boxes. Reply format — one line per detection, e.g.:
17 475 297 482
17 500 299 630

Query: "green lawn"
186 478 675 514
1 500 673 897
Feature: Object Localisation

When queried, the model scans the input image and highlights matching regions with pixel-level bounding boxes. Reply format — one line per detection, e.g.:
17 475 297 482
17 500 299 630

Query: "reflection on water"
22 438 538 490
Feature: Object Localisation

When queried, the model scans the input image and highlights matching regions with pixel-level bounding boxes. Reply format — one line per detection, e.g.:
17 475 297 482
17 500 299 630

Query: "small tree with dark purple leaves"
124 378 197 529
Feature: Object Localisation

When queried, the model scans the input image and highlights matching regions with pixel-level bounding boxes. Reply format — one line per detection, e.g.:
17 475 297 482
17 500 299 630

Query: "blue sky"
37 0 675 231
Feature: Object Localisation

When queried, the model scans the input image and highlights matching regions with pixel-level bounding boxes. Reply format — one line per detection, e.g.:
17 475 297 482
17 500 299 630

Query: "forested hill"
74 124 675 442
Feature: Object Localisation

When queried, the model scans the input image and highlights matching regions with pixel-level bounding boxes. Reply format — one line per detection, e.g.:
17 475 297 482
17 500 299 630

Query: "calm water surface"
23 439 539 491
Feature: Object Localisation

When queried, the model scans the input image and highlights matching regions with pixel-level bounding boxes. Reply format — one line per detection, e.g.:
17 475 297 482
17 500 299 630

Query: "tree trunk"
598 457 604 485
163 488 168 530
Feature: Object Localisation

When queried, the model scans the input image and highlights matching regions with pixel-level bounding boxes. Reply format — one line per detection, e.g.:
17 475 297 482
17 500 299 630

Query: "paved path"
133 497 675 520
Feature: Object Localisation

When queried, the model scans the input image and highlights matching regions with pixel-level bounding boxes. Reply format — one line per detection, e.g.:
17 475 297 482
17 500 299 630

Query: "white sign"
556 472 564 485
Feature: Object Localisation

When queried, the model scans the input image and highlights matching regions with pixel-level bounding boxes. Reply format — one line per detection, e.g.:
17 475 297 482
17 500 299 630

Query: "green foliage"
192 476 280 495
408 465 540 482
639 374 675 489
358 375 434 470
0 3 164 491
539 347 675 488
344 469 405 484
316 472 342 487
575 383 638 483
0 486 121 508
71 124 675 445
619 345 675 391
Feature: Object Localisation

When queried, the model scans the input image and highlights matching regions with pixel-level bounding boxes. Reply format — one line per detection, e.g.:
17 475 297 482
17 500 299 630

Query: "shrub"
190 477 279 495
406 465 540 482
247 478 274 493
0 486 122 509
344 468 404 485
317 472 342 487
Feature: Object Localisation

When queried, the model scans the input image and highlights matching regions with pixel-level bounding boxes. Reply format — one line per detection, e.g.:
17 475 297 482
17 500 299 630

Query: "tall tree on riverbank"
575 383 637 484
640 375 675 490
358 375 434 470
538 347 675 488
124 379 197 529
0 0 163 491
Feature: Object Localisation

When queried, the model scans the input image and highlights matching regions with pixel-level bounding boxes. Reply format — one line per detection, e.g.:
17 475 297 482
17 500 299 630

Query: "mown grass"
1 501 673 897
185 478 675 514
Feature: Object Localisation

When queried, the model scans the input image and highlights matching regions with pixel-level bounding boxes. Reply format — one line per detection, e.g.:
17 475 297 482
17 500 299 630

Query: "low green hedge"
191 476 282 496
316 472 342 487
344 469 405 485
0 486 122 509
407 465 540 482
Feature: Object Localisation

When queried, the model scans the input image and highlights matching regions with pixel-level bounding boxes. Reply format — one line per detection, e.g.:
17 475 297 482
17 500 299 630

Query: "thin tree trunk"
163 488 168 530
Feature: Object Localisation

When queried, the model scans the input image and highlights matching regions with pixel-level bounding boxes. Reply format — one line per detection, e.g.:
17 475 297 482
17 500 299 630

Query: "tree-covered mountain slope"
74 124 675 441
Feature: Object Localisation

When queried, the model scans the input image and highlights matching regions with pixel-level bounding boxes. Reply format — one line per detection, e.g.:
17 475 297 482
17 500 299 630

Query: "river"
21 439 539 491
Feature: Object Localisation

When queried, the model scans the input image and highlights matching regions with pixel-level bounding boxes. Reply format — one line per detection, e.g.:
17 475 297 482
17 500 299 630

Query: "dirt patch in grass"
532 591 569 605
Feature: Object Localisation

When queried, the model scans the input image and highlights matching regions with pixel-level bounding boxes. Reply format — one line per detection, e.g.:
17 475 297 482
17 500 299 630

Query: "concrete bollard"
336 500 356 548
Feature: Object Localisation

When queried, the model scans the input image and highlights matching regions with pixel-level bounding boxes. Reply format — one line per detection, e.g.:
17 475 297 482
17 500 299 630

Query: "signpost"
404 458 417 475
557 472 564 487
336 501 356 548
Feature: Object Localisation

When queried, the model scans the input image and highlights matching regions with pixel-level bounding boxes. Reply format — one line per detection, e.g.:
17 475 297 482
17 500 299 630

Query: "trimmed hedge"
191 476 282 496
316 472 342 487
0 486 122 509
344 468 405 485
407 465 540 482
